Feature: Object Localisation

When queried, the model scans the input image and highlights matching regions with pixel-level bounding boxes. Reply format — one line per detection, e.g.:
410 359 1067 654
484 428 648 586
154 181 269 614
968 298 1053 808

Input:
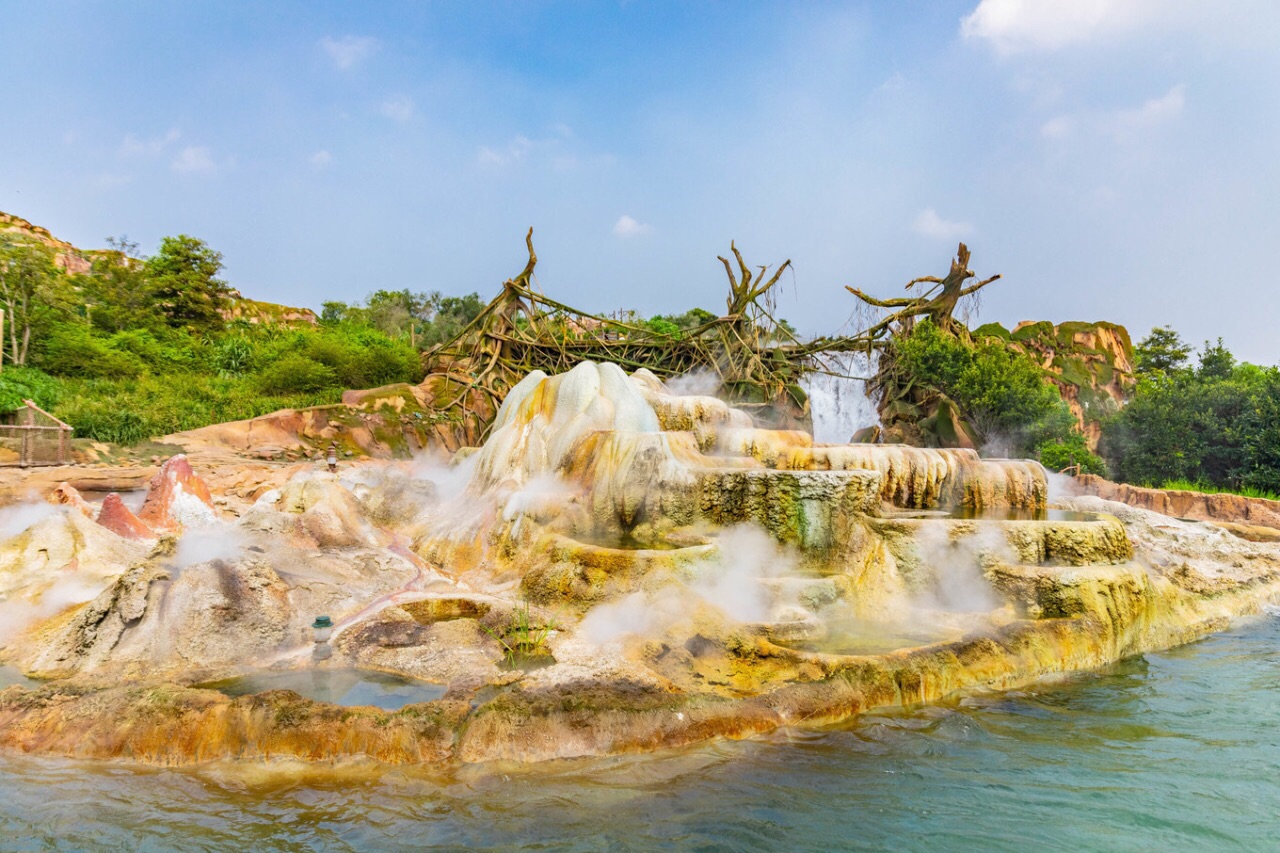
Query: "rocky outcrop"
979 320 1136 448
1074 475 1280 531
136 455 217 532
46 483 93 518
0 467 158 508
164 392 448 461
95 494 154 540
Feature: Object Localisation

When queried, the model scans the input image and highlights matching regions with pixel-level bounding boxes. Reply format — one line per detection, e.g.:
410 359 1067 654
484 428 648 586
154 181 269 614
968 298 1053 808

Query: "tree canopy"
145 234 232 330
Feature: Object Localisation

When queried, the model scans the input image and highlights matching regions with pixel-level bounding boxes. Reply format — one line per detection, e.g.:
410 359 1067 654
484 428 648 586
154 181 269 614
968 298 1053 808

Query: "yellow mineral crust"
1 362 1278 768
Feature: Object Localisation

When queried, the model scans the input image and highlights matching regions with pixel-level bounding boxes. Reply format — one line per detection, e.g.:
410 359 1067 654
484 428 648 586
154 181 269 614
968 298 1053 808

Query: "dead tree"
846 242 1000 345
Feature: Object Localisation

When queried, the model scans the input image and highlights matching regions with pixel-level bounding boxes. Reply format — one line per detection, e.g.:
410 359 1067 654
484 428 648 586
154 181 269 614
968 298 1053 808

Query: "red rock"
137 455 218 532
1077 474 1280 530
47 482 94 518
96 493 155 540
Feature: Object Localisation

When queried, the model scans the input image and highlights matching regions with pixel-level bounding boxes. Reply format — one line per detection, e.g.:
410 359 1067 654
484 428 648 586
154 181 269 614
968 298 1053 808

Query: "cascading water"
803 351 881 444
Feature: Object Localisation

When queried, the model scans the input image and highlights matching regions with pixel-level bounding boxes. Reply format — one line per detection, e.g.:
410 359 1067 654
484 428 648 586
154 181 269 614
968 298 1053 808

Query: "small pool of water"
570 533 687 551
775 618 958 656
959 507 1099 522
913 508 1100 522
0 665 35 690
200 669 446 710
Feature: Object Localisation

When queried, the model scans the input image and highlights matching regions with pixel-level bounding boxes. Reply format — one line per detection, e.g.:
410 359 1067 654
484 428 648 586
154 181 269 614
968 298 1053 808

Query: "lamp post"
326 442 338 473
311 615 334 661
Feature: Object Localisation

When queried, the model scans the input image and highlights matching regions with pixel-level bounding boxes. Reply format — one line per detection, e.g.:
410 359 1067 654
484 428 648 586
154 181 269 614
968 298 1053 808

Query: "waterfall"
803 351 881 444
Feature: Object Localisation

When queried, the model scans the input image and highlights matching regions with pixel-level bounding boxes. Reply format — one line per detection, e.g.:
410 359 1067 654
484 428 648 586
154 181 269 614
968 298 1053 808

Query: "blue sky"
2 1 1278 360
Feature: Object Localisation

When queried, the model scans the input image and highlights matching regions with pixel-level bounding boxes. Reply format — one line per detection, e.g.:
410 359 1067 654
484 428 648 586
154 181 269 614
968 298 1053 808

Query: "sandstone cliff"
975 320 1135 448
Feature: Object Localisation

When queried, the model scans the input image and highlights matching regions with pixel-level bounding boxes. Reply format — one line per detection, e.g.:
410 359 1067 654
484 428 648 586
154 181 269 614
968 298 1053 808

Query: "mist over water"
3 615 1276 850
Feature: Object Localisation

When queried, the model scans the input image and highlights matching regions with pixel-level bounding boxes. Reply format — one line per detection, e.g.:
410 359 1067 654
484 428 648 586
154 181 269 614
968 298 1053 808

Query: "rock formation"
135 455 217 532
95 493 154 540
0 360 1276 769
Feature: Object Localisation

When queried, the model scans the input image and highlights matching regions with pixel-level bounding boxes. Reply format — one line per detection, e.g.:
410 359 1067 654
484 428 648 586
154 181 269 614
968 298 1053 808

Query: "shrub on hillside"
891 320 1063 448
0 366 63 412
37 326 139 379
255 354 338 395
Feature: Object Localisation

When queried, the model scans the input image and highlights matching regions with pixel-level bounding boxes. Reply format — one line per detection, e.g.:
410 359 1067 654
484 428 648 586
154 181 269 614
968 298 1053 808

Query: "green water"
1 615 1277 851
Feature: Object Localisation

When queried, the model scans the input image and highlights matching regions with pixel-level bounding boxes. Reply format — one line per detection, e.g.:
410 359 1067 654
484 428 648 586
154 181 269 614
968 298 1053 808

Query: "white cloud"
477 135 533 167
877 72 907 93
1115 84 1185 131
320 35 379 70
171 145 215 174
120 128 180 157
1043 84 1185 142
612 215 652 238
379 95 415 123
1040 114 1075 139
913 208 972 240
961 0 1158 54
309 149 333 168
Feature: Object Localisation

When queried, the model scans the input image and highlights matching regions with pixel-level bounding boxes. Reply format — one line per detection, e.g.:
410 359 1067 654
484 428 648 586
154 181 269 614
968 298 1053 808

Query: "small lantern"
326 442 338 473
311 615 334 644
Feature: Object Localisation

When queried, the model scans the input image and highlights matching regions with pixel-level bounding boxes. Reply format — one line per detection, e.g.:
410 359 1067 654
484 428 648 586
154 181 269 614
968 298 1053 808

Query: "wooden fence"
0 400 72 467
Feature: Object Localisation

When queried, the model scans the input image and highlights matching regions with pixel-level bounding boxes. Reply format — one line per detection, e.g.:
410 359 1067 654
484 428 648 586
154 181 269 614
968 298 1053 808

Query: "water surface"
1 616 1277 851
200 668 446 711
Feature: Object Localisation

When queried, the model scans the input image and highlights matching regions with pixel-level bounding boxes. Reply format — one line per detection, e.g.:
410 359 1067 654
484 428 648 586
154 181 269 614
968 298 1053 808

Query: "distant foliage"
1134 326 1192 376
322 289 485 350
0 231 439 444
1103 331 1280 493
890 320 1104 471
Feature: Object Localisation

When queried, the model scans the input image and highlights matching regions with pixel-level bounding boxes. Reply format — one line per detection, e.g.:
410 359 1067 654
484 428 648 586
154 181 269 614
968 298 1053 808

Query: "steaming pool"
199 669 447 711
2 614 1276 850
888 508 1103 522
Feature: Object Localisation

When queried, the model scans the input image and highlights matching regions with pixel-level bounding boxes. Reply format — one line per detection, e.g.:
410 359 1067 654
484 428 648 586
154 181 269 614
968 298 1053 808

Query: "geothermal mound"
0 361 1278 766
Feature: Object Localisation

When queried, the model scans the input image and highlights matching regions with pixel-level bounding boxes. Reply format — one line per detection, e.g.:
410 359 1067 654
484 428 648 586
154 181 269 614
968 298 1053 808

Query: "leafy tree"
145 235 232 330
364 289 432 345
892 319 1062 447
1101 348 1278 490
0 236 70 368
420 292 484 347
320 301 349 325
1134 326 1192 376
82 237 161 333
1198 338 1236 380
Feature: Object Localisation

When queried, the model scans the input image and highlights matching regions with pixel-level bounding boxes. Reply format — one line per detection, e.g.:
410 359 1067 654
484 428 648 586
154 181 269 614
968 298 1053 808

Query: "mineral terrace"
1 361 1278 766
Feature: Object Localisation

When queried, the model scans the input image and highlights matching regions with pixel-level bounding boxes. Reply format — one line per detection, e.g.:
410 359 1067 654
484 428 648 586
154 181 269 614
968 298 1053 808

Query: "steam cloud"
579 525 795 645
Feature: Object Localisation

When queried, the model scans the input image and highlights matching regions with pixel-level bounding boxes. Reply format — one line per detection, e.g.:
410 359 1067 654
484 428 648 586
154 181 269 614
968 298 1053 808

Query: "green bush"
1102 337 1280 492
213 336 254 377
108 328 199 372
256 354 337 395
893 320 1062 446
0 366 63 411
37 326 139 379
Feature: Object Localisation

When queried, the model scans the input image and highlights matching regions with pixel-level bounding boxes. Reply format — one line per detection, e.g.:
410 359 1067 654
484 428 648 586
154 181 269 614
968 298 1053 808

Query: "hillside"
0 210 317 326
0 210 422 448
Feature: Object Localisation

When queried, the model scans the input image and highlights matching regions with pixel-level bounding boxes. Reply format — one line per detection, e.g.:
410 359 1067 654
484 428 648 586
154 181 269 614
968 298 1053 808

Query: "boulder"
46 482 94 518
136 455 217 532
96 493 155 541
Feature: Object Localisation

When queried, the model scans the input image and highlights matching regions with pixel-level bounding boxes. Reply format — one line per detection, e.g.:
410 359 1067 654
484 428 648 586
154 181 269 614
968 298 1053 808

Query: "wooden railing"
0 400 72 467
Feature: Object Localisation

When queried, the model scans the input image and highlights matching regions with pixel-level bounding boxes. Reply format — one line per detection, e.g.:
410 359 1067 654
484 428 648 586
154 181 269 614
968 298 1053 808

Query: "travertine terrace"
1 362 1277 766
